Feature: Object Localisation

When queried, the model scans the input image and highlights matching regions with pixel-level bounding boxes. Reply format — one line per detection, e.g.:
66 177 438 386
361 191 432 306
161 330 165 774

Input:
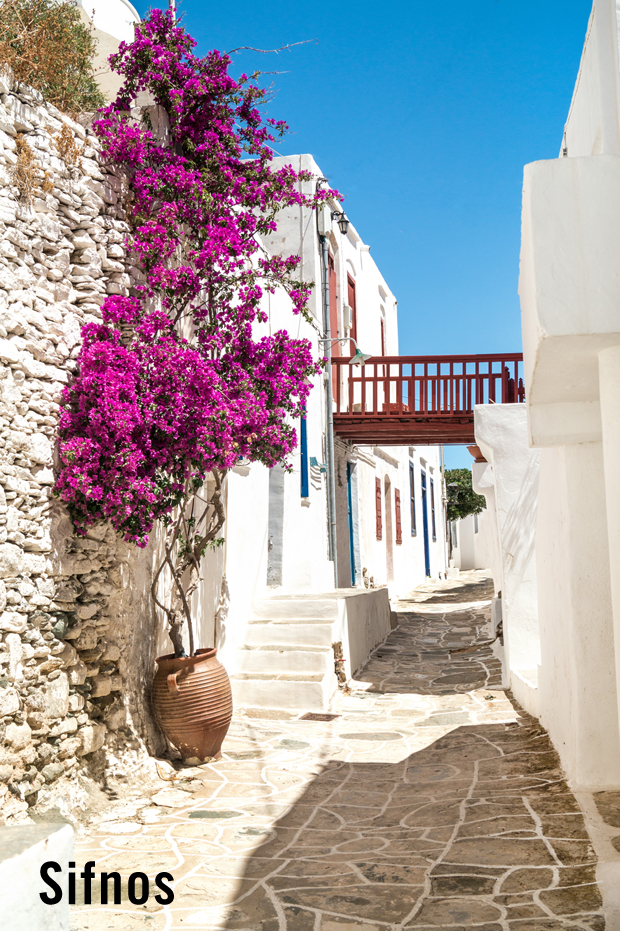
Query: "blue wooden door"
346 462 356 587
421 470 431 577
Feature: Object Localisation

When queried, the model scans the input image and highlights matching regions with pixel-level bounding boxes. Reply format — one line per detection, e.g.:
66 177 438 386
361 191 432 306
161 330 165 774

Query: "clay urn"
152 648 232 762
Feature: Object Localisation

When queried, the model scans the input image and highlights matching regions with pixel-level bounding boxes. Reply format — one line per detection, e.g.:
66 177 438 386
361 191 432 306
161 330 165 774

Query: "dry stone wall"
0 72 160 824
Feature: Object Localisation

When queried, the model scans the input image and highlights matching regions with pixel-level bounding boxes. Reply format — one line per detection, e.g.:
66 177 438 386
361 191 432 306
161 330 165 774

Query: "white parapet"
520 154 620 447
474 404 541 716
0 823 73 930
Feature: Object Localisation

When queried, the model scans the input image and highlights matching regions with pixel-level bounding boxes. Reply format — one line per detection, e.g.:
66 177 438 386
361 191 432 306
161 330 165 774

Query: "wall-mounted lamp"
331 211 349 235
319 337 372 366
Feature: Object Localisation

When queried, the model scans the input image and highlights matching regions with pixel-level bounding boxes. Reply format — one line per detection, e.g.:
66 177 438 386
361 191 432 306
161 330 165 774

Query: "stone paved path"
70 571 605 930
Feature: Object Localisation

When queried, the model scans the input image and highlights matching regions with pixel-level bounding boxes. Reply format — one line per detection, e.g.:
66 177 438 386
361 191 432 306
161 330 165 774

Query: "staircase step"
245 621 335 648
230 671 337 712
250 598 339 621
234 647 333 675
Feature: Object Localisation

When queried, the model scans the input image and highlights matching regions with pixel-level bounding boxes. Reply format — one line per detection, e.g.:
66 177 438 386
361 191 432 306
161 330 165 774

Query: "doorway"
421 470 431 577
346 462 356 587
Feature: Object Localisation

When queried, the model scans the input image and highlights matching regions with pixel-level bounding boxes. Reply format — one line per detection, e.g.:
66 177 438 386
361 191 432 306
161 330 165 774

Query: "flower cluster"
56 10 338 547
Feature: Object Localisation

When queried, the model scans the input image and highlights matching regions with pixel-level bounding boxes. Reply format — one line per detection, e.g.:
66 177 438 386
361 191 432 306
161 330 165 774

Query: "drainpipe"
320 231 338 586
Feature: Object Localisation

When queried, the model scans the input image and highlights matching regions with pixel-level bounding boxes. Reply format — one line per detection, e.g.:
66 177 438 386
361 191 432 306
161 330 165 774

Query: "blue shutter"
300 407 309 498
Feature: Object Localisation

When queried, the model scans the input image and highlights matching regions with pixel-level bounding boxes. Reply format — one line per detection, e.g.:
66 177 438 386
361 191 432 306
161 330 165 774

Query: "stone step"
230 670 337 712
244 621 335 648
234 645 333 675
250 597 339 621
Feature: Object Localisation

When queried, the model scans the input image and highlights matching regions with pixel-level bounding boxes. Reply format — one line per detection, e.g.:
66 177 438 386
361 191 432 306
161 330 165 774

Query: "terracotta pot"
152 648 232 762
466 444 487 463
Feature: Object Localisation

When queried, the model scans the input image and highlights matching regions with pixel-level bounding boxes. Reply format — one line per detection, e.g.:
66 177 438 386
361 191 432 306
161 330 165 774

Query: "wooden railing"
331 353 524 444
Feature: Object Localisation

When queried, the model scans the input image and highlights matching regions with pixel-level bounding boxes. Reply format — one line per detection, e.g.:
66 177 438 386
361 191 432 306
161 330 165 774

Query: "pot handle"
167 671 181 694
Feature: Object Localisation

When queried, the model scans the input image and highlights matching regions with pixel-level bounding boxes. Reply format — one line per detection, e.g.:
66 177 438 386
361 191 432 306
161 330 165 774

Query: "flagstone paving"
69 571 606 930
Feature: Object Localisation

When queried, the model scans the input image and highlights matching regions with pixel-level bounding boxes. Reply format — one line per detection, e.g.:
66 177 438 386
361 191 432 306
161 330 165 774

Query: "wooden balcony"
332 353 525 445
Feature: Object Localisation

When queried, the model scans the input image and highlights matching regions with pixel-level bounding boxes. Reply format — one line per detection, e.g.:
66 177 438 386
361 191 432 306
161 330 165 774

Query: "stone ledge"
0 822 73 930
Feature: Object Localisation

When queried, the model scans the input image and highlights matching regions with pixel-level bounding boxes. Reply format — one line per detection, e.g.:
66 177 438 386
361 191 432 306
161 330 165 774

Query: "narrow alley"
71 572 605 931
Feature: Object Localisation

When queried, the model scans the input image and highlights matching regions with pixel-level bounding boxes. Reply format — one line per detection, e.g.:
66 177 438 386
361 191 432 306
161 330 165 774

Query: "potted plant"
55 10 337 761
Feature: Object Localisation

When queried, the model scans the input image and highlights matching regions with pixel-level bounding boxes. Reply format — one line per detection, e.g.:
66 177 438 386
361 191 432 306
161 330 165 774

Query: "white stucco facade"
516 0 620 788
466 0 620 800
472 405 541 717
177 154 448 710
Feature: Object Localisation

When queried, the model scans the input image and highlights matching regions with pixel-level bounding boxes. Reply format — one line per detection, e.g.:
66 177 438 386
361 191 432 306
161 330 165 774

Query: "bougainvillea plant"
55 9 338 656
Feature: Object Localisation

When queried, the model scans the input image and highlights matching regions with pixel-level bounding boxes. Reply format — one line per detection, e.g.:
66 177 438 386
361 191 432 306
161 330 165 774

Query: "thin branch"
227 39 316 55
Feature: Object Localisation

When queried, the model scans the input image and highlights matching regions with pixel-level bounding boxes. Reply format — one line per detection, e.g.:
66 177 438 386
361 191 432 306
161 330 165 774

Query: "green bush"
445 468 486 522
0 0 105 113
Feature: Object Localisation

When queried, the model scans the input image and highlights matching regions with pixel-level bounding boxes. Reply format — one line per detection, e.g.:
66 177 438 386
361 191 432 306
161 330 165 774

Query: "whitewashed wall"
517 0 620 786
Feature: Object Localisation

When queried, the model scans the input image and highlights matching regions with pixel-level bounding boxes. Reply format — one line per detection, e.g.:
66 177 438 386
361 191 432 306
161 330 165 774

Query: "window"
409 463 416 534
430 478 437 541
300 407 309 498
474 512 479 533
375 476 382 540
395 489 402 544
347 273 357 355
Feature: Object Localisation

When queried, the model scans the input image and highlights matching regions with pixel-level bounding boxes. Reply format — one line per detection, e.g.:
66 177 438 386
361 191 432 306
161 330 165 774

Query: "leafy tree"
0 0 105 113
445 468 486 522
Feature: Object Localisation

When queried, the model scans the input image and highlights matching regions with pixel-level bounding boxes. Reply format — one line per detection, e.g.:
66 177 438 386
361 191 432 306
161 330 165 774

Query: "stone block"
26 433 51 465
41 762 64 783
5 721 31 750
76 602 99 621
73 628 97 650
0 686 19 716
77 723 105 755
0 338 19 364
0 543 20 578
99 640 120 662
43 672 68 719
5 632 21 679
89 675 111 698
66 661 86 686
0 611 26 633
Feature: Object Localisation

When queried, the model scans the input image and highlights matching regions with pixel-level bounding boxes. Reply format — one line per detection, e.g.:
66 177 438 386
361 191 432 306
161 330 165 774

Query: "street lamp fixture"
331 211 350 235
319 337 372 366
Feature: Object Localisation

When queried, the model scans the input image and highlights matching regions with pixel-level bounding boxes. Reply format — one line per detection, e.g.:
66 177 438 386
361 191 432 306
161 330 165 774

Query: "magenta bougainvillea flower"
55 9 339 548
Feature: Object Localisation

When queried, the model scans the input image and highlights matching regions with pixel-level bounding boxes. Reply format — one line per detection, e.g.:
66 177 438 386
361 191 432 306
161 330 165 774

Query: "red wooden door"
395 489 402 545
375 477 382 540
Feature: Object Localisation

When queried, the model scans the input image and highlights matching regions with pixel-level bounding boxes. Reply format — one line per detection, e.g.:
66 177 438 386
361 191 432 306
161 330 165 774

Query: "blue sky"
133 0 592 467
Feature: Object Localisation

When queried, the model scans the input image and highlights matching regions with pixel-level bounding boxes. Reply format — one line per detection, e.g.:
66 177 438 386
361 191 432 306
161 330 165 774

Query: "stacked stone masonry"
0 70 150 824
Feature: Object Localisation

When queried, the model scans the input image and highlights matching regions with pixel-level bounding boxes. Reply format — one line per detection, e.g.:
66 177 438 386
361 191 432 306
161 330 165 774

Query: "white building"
474 8 620 909
179 154 448 711
76 0 140 102
449 510 488 572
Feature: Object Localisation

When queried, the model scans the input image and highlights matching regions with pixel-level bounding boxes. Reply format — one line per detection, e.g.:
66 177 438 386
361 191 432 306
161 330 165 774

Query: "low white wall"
451 514 476 570
0 823 73 930
338 587 391 678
